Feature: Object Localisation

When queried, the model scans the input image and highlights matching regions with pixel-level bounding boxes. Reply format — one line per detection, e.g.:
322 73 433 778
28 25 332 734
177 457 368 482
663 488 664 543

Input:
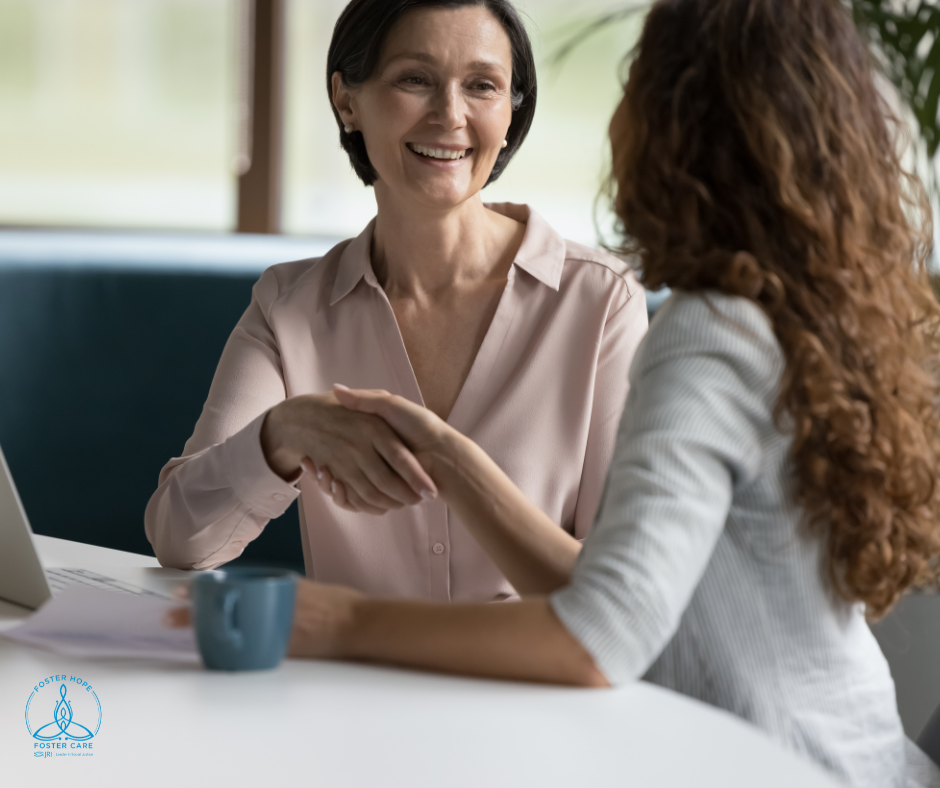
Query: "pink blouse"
144 204 648 602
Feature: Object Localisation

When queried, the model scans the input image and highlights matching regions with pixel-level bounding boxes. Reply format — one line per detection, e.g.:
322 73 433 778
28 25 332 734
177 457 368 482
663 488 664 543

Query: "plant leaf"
547 4 651 68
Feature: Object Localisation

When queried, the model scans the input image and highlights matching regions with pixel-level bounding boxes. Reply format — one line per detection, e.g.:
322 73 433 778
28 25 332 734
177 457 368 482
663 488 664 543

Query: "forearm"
429 433 582 595
146 458 265 569
342 596 608 687
145 415 299 569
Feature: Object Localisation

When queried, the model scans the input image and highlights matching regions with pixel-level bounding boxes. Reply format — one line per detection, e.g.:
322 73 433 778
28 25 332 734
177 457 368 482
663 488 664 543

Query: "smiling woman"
144 0 648 603
326 0 536 189
329 5 517 220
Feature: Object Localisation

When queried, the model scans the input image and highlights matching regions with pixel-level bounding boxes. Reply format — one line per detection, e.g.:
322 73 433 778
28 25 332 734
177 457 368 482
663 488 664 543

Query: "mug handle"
221 589 244 650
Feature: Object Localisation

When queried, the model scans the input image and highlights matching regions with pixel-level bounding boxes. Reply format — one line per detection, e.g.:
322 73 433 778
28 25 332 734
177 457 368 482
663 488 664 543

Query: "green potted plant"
553 0 939 281
554 0 939 190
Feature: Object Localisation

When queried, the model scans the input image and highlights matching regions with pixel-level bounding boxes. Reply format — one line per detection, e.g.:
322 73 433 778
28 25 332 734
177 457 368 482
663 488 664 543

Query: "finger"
318 465 335 496
333 386 394 418
162 607 192 628
341 465 407 510
302 457 327 489
342 482 389 515
335 387 440 462
358 445 424 505
374 434 437 499
329 477 350 508
329 478 359 512
334 387 438 496
328 478 372 514
300 457 318 479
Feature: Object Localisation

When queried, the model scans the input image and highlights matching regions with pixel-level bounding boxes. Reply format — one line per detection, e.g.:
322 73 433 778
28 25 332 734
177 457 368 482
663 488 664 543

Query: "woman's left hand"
162 579 362 661
287 579 361 659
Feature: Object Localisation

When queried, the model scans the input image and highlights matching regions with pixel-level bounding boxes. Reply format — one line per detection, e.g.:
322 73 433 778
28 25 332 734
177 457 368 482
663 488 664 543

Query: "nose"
428 81 466 132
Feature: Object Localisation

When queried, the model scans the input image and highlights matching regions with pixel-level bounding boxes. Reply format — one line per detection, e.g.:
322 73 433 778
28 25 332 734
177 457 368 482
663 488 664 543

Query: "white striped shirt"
551 291 910 787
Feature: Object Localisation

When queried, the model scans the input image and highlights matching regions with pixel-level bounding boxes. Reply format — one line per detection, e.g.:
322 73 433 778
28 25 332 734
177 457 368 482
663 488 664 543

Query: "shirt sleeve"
144 268 301 570
572 276 648 540
551 293 782 684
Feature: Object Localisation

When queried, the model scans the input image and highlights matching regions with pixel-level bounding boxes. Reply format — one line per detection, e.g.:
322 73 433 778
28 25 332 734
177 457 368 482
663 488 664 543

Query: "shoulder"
497 202 643 310
652 290 776 342
251 239 354 309
558 240 644 315
635 290 783 386
563 240 641 294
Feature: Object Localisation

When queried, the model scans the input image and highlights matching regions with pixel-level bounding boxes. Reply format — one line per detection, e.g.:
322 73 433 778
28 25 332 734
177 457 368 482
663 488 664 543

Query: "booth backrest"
0 232 335 571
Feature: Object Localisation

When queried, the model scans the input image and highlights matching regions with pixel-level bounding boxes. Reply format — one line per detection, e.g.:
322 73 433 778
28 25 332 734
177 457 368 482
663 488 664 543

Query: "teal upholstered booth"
0 231 335 572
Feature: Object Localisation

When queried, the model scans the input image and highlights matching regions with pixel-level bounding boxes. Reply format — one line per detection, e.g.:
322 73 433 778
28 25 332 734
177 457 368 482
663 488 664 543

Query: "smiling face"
332 5 515 212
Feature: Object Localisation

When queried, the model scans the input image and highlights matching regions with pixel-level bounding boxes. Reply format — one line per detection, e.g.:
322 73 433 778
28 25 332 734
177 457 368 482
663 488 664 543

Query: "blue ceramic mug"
192 567 298 671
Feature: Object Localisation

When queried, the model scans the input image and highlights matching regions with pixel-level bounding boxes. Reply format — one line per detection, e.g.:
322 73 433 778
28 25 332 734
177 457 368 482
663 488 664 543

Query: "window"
1 0 936 255
0 1 651 243
0 0 240 230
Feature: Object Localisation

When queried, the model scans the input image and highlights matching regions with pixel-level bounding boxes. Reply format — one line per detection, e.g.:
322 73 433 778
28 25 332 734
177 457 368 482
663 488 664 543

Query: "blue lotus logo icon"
25 675 101 752
32 684 95 741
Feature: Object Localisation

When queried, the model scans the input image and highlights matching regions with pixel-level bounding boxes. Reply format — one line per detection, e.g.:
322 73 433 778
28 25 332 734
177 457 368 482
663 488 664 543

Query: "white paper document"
1 585 199 662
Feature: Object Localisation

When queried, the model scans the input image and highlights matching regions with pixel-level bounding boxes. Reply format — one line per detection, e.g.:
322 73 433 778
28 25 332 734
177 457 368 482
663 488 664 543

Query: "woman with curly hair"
169 0 940 783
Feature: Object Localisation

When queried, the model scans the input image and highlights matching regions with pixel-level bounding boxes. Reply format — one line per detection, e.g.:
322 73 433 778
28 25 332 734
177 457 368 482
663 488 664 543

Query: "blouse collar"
329 203 566 307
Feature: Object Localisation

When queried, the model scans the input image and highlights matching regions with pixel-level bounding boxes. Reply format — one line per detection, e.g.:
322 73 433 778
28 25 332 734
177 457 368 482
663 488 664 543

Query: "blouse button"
432 543 445 555
272 493 286 501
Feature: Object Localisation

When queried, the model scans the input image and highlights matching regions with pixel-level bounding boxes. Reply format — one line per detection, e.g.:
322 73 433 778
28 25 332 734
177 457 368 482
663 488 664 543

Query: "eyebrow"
384 51 508 74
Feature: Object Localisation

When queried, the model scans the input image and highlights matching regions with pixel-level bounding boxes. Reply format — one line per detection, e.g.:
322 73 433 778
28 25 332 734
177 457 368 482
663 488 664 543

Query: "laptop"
0 442 167 609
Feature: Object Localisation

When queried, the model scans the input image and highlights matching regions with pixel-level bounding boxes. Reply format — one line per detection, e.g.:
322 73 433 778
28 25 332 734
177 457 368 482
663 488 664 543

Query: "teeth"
409 143 468 160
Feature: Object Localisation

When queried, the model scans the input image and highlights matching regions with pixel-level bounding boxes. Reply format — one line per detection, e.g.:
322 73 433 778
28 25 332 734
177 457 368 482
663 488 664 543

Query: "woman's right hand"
260 393 437 514
330 385 470 497
332 386 456 471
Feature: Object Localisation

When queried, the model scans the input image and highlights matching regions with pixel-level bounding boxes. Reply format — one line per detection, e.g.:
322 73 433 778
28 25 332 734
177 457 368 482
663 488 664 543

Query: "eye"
399 74 428 86
473 81 497 92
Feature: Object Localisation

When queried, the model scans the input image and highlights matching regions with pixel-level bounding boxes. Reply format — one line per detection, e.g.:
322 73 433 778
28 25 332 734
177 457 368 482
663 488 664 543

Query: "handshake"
259 384 448 516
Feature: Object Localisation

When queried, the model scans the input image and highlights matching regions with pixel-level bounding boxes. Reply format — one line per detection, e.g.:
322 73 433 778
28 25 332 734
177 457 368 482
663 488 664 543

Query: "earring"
344 124 354 133
501 139 508 148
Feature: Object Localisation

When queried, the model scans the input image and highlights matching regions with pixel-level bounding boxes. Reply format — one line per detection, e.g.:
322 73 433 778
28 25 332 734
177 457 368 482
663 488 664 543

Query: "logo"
25 675 100 758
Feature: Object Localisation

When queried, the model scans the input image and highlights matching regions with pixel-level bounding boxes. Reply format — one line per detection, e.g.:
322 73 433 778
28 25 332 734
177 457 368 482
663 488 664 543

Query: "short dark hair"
327 0 537 187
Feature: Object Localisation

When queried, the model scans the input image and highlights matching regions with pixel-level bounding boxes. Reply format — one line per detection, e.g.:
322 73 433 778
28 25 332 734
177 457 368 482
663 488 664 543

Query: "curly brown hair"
609 0 940 617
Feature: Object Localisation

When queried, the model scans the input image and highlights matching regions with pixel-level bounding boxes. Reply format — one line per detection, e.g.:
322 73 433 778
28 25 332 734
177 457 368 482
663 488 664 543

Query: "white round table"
0 537 843 788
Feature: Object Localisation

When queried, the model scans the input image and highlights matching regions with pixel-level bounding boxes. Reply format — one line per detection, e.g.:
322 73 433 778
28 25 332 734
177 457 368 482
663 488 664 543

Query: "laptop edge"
0 444 53 609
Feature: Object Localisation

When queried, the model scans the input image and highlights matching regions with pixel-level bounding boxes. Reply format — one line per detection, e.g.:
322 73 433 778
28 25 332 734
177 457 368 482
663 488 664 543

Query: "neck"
371 189 519 298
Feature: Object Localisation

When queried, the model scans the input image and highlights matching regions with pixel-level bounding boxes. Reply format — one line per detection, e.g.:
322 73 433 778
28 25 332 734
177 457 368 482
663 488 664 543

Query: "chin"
413 184 478 210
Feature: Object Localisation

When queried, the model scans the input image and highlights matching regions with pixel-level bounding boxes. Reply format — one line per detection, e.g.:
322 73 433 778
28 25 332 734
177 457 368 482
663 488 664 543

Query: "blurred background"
0 0 645 242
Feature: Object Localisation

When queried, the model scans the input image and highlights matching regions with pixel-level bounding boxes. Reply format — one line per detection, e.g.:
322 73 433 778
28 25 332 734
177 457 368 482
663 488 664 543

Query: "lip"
405 142 474 168
407 142 471 151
